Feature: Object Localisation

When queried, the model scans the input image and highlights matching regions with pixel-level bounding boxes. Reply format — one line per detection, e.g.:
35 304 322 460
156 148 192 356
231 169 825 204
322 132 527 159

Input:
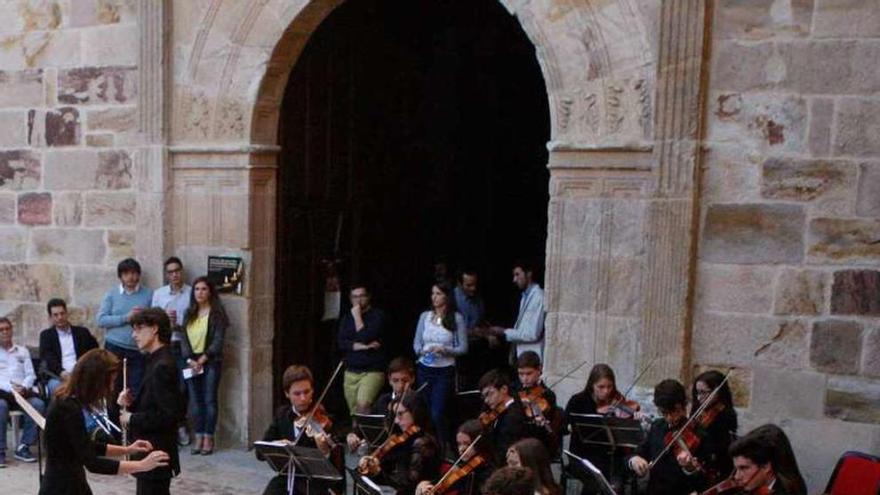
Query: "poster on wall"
207 256 244 295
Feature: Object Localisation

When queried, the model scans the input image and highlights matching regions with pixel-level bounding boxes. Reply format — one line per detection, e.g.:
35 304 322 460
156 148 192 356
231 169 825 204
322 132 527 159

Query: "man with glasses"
150 256 192 445
0 317 47 466
337 282 388 416
478 369 527 466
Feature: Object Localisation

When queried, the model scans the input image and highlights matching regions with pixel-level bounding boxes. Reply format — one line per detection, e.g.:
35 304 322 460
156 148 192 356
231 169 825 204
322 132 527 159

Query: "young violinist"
357 392 441 494
720 425 805 495
258 365 341 495
628 379 714 495
685 370 738 483
415 419 494 495
478 369 528 466
347 357 417 452
563 364 640 491
506 438 561 495
514 352 562 454
484 466 538 495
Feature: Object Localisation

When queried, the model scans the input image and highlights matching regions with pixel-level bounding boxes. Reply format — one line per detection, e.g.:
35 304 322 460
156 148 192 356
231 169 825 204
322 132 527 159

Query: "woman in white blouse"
412 281 468 448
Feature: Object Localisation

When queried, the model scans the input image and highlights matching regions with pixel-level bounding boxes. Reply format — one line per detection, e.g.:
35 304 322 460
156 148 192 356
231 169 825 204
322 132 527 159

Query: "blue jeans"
186 361 222 435
47 378 62 398
0 395 46 450
417 364 455 445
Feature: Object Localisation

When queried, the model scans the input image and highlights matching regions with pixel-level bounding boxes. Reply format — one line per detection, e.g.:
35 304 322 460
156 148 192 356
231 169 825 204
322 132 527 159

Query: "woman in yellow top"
180 276 229 455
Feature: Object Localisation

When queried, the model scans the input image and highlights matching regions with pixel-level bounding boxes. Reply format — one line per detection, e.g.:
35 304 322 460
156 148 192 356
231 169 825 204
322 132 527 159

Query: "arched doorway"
273 0 551 413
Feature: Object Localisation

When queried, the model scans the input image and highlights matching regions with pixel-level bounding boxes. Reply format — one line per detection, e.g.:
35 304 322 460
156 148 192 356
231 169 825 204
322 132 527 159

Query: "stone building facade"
0 0 877 490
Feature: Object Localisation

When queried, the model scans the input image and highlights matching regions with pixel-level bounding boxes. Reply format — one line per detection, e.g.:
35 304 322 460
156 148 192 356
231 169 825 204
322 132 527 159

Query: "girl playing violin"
563 364 640 492
257 365 341 495
682 370 738 484
357 393 441 494
415 420 494 495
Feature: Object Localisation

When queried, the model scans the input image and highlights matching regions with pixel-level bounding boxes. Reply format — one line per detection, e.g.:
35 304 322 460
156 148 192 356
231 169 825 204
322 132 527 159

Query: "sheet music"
563 449 618 495
255 439 293 448
12 388 46 430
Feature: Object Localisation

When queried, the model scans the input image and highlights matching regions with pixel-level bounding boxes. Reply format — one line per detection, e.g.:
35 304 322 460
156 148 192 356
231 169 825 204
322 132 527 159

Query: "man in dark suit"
118 308 184 495
39 298 99 396
478 369 528 466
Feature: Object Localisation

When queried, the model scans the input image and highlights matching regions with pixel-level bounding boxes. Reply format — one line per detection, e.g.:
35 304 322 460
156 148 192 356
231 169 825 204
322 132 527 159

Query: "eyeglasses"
166 268 182 274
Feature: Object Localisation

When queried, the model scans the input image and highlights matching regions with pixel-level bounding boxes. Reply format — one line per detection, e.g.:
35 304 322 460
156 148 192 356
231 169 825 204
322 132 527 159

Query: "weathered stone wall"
697 0 880 489
0 1 151 349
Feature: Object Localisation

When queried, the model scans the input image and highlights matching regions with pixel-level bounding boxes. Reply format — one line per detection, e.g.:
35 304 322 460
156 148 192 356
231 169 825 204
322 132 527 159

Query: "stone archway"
166 0 708 444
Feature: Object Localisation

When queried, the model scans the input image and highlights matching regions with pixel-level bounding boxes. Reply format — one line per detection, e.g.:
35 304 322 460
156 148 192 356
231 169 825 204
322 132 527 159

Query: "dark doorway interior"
274 0 550 414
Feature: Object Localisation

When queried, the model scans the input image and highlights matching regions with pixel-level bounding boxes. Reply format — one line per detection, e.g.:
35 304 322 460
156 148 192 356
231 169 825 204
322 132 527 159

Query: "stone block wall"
0 1 147 347
698 0 880 489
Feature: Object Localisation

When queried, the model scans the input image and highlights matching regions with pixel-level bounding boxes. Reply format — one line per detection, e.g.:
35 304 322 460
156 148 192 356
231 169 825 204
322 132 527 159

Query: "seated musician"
685 370 738 482
347 357 417 453
258 365 342 495
357 393 441 494
563 364 640 491
483 467 536 495
514 351 562 455
726 424 806 495
506 438 560 495
478 369 528 466
628 379 729 495
415 419 494 495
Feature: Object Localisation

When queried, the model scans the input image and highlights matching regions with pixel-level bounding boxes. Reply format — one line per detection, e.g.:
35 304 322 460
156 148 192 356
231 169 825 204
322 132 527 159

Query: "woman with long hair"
180 276 229 455
413 281 468 447
687 369 739 484
506 438 560 495
41 349 169 495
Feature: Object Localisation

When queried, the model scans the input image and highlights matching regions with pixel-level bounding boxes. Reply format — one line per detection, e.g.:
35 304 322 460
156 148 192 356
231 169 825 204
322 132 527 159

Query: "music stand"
568 413 643 484
563 450 618 495
254 441 343 495
12 388 45 486
348 467 384 495
353 413 389 448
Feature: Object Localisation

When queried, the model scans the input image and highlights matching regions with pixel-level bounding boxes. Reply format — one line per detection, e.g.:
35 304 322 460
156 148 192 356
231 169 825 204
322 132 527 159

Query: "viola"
595 392 640 419
358 425 421 475
428 454 487 495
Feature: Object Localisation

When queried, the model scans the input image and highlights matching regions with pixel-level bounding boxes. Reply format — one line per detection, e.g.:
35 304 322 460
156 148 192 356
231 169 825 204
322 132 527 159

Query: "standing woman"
180 276 229 455
413 281 468 447
41 348 169 495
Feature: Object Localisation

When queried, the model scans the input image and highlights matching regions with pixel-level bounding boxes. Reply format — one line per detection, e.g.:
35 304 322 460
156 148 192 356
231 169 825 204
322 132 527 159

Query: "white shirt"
419 317 457 368
0 344 36 392
151 283 192 339
56 326 77 373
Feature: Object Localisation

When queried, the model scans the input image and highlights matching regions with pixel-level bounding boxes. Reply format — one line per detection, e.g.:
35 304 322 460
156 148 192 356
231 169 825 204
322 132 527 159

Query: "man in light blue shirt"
490 260 545 363
98 258 152 399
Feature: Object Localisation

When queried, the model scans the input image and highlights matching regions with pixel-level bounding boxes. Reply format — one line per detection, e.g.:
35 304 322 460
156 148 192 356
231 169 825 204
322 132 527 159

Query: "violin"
427 454 487 495
478 401 510 428
699 476 741 495
358 425 421 475
662 402 726 479
596 392 640 419
294 404 338 449
519 386 551 419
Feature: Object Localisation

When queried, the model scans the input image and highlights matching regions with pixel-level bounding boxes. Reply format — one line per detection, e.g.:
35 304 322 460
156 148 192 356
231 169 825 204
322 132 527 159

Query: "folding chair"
824 451 880 495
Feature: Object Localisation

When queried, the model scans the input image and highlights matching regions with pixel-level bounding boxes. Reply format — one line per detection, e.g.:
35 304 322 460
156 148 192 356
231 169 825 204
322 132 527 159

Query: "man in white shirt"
489 260 546 363
150 256 192 447
0 317 46 466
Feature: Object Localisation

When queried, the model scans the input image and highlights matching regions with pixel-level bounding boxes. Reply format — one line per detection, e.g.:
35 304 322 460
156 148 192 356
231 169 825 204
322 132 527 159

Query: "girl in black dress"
41 349 169 495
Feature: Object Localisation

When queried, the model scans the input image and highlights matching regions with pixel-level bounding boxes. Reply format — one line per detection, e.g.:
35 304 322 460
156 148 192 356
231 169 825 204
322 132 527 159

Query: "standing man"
150 256 192 446
39 298 99 396
0 317 47 466
98 258 153 403
118 308 184 495
490 260 545 362
337 282 387 415
454 268 485 332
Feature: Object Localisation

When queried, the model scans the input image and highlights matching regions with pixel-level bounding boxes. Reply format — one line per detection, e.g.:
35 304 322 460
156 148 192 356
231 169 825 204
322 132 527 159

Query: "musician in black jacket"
118 308 185 495
41 348 168 495
39 298 99 396
478 369 528 466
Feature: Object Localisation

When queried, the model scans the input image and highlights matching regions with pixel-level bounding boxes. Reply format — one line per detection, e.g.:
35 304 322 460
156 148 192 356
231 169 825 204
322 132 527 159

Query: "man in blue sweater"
336 282 387 416
98 258 153 403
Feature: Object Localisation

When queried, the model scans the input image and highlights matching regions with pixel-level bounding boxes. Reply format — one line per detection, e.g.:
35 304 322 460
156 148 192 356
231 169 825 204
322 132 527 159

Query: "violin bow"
647 368 734 469
432 433 483 490
547 359 591 390
293 360 344 446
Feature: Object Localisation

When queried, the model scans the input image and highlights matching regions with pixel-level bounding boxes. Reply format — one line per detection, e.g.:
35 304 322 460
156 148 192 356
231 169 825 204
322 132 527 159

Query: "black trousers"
136 477 171 495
